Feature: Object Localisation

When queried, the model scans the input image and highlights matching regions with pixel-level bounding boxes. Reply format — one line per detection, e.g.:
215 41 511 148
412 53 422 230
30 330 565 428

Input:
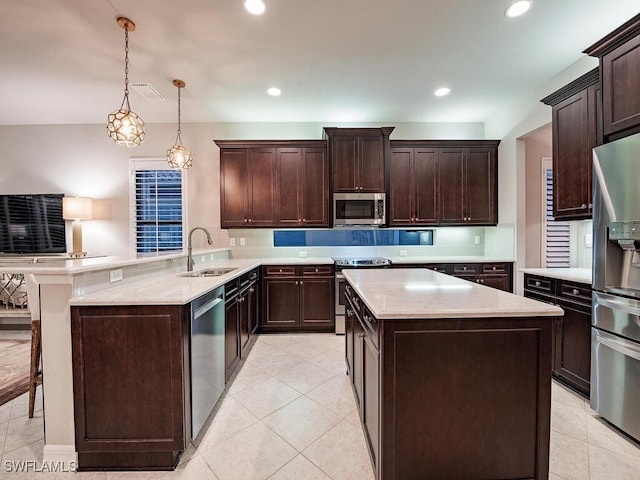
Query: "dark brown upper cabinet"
216 140 327 229
541 68 601 220
324 127 394 193
275 145 329 227
436 141 499 226
217 144 276 227
584 13 640 142
388 144 438 226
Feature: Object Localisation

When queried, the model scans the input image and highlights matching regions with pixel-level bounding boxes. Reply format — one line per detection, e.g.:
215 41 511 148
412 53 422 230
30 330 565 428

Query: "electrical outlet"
299 250 307 258
109 269 123 283
209 254 215 260
474 235 481 245
399 250 407 257
200 255 206 263
240 237 246 246
230 238 236 247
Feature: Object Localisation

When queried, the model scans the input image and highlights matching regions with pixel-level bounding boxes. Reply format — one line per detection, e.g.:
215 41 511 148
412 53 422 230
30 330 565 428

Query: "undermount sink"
179 267 237 278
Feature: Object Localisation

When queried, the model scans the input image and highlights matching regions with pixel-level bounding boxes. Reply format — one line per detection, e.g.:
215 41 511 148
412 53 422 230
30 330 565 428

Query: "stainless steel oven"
333 257 391 334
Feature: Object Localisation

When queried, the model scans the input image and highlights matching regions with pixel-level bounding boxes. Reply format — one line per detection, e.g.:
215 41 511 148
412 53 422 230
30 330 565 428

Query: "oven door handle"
594 329 640 361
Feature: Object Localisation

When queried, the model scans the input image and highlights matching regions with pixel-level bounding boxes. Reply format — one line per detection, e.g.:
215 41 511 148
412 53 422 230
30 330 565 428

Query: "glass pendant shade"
167 79 193 169
107 108 145 147
107 17 145 147
167 144 193 169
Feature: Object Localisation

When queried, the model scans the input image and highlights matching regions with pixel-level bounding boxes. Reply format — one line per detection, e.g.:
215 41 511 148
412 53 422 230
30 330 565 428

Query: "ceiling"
1 0 638 126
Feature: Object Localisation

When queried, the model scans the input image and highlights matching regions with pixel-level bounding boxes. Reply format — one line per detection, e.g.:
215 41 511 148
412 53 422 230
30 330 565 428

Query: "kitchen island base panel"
71 306 190 471
372 317 552 480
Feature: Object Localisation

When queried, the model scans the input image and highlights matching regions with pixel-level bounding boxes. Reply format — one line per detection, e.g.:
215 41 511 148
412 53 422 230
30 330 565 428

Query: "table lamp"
63 196 93 257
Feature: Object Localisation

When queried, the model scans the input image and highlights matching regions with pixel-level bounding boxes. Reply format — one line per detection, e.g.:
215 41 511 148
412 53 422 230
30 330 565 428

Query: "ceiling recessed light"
505 0 532 18
434 87 450 97
267 87 281 96
244 0 265 15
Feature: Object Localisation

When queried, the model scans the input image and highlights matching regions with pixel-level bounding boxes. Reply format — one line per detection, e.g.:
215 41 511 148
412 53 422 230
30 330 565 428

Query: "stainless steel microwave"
333 193 385 226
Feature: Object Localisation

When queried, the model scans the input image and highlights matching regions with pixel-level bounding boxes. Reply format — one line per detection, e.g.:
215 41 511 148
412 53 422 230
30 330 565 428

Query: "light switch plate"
585 234 593 248
474 235 481 245
240 238 246 246
230 238 236 247
299 250 307 257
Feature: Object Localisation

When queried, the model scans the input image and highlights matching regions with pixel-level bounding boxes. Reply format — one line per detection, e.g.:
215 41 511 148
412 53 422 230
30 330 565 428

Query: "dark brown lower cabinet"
261 264 334 332
523 273 591 397
226 269 260 382
393 262 513 292
71 305 190 470
345 283 553 480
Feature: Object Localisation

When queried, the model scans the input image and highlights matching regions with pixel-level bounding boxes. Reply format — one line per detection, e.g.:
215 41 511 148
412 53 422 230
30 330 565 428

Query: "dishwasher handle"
193 295 223 318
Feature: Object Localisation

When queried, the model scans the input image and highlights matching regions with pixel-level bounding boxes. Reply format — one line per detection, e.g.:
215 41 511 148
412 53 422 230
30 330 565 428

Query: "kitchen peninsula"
343 268 562 480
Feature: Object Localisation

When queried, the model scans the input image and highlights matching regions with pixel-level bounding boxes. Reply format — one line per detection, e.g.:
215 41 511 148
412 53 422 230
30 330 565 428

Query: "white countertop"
68 257 335 306
344 268 563 319
520 268 592 284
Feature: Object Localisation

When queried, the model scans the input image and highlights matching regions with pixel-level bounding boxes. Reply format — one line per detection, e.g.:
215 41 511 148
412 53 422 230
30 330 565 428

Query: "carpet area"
0 339 31 406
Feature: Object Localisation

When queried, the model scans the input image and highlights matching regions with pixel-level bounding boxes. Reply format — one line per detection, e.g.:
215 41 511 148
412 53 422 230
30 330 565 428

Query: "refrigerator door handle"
594 329 640 361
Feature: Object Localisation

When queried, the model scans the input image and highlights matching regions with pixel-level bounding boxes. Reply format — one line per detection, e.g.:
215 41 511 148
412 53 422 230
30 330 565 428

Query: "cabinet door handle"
248 218 253 223
299 281 303 285
279 268 283 273
581 203 587 209
358 333 365 338
588 203 593 209
315 268 319 272
244 218 248 223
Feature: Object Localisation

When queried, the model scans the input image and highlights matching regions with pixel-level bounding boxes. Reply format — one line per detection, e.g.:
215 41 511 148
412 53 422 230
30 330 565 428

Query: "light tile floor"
0 333 639 479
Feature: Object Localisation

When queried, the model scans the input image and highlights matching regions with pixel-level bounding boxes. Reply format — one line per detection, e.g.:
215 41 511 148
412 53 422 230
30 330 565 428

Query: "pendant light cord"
175 85 183 145
121 23 131 111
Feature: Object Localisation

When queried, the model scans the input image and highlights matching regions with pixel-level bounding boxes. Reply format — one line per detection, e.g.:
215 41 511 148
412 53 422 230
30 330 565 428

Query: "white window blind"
544 165 570 268
134 169 183 254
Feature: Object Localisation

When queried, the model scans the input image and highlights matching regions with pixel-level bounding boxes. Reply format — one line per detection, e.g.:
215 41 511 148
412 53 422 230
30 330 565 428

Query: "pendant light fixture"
166 79 193 170
106 17 145 147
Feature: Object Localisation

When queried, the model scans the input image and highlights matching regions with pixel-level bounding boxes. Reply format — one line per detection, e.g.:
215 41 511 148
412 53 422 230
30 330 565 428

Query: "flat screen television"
0 194 66 254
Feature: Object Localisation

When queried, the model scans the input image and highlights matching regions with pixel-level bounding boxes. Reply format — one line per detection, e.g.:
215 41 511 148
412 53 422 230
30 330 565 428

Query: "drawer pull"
492 266 497 270
572 289 580 295
535 281 541 287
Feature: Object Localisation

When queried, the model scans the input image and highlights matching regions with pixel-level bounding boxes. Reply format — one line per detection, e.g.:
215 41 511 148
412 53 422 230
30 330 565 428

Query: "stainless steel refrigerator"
592 133 640 443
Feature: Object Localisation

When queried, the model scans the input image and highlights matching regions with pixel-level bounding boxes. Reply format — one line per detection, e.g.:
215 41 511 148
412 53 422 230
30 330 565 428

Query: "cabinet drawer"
558 281 592 305
425 264 451 274
452 263 480 274
302 265 333 276
361 307 379 349
264 265 297 277
482 263 509 273
525 274 556 295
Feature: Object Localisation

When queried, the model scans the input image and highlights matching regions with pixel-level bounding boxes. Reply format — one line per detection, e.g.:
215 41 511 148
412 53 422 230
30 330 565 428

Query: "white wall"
0 121 484 258
484 55 599 292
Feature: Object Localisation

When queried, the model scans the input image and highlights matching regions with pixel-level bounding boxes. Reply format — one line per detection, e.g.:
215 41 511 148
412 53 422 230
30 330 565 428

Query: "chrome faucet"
187 227 213 271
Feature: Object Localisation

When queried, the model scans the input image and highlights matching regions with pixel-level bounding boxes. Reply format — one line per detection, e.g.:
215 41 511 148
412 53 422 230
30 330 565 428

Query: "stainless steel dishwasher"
190 286 225 439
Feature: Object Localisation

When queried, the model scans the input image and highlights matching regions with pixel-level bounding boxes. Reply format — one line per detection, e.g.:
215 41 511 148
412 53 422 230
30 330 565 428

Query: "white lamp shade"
63 197 93 220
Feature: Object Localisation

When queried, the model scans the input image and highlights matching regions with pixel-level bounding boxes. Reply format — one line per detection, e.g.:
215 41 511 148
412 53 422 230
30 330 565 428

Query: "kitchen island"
343 268 563 480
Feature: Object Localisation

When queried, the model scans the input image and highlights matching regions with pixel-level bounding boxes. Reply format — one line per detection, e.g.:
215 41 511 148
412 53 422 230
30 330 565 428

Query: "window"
541 159 570 268
131 160 185 255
